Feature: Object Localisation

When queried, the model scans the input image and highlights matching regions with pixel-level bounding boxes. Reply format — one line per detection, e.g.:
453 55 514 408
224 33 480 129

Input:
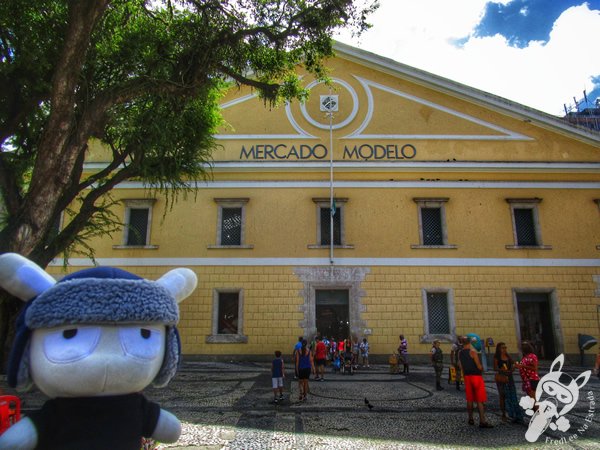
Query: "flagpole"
329 108 334 265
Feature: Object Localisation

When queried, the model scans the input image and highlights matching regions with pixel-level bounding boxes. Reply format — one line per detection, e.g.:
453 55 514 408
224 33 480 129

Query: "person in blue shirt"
271 351 285 403
292 336 303 379
295 339 315 402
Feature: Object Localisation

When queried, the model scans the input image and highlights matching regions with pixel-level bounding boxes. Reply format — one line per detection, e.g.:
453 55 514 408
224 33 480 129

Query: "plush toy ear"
574 370 591 389
549 354 564 373
0 253 56 301
156 268 197 303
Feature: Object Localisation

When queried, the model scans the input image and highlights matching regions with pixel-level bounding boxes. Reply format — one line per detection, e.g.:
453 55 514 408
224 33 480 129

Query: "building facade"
60 43 600 363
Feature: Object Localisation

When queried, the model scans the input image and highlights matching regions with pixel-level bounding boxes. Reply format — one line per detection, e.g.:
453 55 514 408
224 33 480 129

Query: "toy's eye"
43 326 101 363
63 329 77 339
119 326 162 360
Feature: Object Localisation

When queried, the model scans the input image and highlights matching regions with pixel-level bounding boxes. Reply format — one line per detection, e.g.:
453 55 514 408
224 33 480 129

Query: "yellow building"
62 43 600 363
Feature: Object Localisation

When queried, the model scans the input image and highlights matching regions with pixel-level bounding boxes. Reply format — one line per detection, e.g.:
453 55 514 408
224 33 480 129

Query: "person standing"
398 334 409 374
352 336 360 369
458 336 493 428
514 341 540 400
271 350 285 403
295 339 314 402
450 337 463 391
430 339 444 391
359 337 370 368
493 342 524 424
292 336 303 379
314 336 327 381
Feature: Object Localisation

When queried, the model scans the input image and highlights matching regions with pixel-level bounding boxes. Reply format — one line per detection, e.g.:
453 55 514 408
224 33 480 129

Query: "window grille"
218 292 239 334
126 208 149 246
320 206 341 245
421 207 444 245
427 292 450 334
221 207 242 245
514 208 538 246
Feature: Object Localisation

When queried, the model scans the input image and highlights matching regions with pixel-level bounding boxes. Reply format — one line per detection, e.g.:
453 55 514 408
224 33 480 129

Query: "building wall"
54 46 600 363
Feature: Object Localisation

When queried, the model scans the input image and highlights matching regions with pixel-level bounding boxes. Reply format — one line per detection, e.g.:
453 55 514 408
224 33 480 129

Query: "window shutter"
427 292 450 334
127 208 149 246
514 208 538 246
221 207 242 245
421 207 444 245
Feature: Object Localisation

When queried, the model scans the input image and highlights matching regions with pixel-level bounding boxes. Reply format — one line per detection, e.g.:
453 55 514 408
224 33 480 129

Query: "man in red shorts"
314 336 327 381
458 336 493 428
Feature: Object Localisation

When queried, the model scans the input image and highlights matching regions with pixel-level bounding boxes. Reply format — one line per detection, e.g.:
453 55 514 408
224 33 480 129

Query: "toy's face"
539 379 575 405
30 324 166 398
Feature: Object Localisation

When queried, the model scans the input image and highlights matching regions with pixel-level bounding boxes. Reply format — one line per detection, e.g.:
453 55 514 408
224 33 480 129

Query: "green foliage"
0 0 378 265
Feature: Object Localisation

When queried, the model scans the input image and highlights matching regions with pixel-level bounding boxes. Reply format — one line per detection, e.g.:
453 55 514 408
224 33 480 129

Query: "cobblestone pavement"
4 361 600 449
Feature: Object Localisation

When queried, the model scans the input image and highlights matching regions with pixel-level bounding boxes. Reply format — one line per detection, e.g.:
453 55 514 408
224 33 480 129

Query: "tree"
0 0 378 366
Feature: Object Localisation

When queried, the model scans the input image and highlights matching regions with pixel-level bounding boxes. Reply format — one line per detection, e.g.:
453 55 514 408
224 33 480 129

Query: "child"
271 350 285 403
332 352 342 373
360 337 370 368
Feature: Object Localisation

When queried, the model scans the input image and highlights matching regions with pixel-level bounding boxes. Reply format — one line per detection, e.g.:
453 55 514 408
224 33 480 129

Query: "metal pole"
329 109 334 265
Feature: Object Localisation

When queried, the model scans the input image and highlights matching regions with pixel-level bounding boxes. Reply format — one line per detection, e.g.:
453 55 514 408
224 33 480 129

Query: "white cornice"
84 161 600 173
51 257 600 268
112 180 600 190
209 161 600 173
333 42 600 148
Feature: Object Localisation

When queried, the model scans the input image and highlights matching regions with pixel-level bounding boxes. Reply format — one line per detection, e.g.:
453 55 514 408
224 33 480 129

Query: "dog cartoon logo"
520 354 591 442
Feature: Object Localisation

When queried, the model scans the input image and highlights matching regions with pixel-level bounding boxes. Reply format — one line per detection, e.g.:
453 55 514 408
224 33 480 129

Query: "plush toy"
0 253 197 449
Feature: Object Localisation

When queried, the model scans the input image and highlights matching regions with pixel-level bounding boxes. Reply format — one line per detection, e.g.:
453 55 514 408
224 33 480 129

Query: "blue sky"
337 1 600 115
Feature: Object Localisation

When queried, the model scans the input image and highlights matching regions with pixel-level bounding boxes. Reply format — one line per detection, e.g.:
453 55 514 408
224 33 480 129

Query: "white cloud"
337 1 600 115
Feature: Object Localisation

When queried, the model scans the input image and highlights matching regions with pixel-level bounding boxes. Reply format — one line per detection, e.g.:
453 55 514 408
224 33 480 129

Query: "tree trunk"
0 293 23 374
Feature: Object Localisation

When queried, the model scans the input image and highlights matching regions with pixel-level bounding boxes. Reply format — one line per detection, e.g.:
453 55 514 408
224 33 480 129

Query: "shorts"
464 375 487 403
298 368 311 379
272 377 283 389
315 358 326 366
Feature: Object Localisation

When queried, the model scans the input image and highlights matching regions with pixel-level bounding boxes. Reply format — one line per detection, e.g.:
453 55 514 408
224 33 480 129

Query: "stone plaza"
7 360 599 449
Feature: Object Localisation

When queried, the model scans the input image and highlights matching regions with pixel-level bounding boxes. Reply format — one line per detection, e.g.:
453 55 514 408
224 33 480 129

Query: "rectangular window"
207 289 248 344
220 207 242 246
211 198 252 249
422 288 455 342
126 208 150 246
310 197 352 249
513 208 538 246
117 199 157 248
217 292 239 334
426 292 450 334
320 206 342 246
506 198 550 249
412 198 456 249
421 207 443 245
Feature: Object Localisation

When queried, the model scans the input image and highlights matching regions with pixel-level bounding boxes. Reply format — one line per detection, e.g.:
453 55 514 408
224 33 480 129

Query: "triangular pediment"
213 43 599 164
216 74 530 142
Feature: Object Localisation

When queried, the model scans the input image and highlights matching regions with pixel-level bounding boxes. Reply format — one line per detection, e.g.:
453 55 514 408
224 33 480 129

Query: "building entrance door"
316 289 349 341
517 292 556 360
